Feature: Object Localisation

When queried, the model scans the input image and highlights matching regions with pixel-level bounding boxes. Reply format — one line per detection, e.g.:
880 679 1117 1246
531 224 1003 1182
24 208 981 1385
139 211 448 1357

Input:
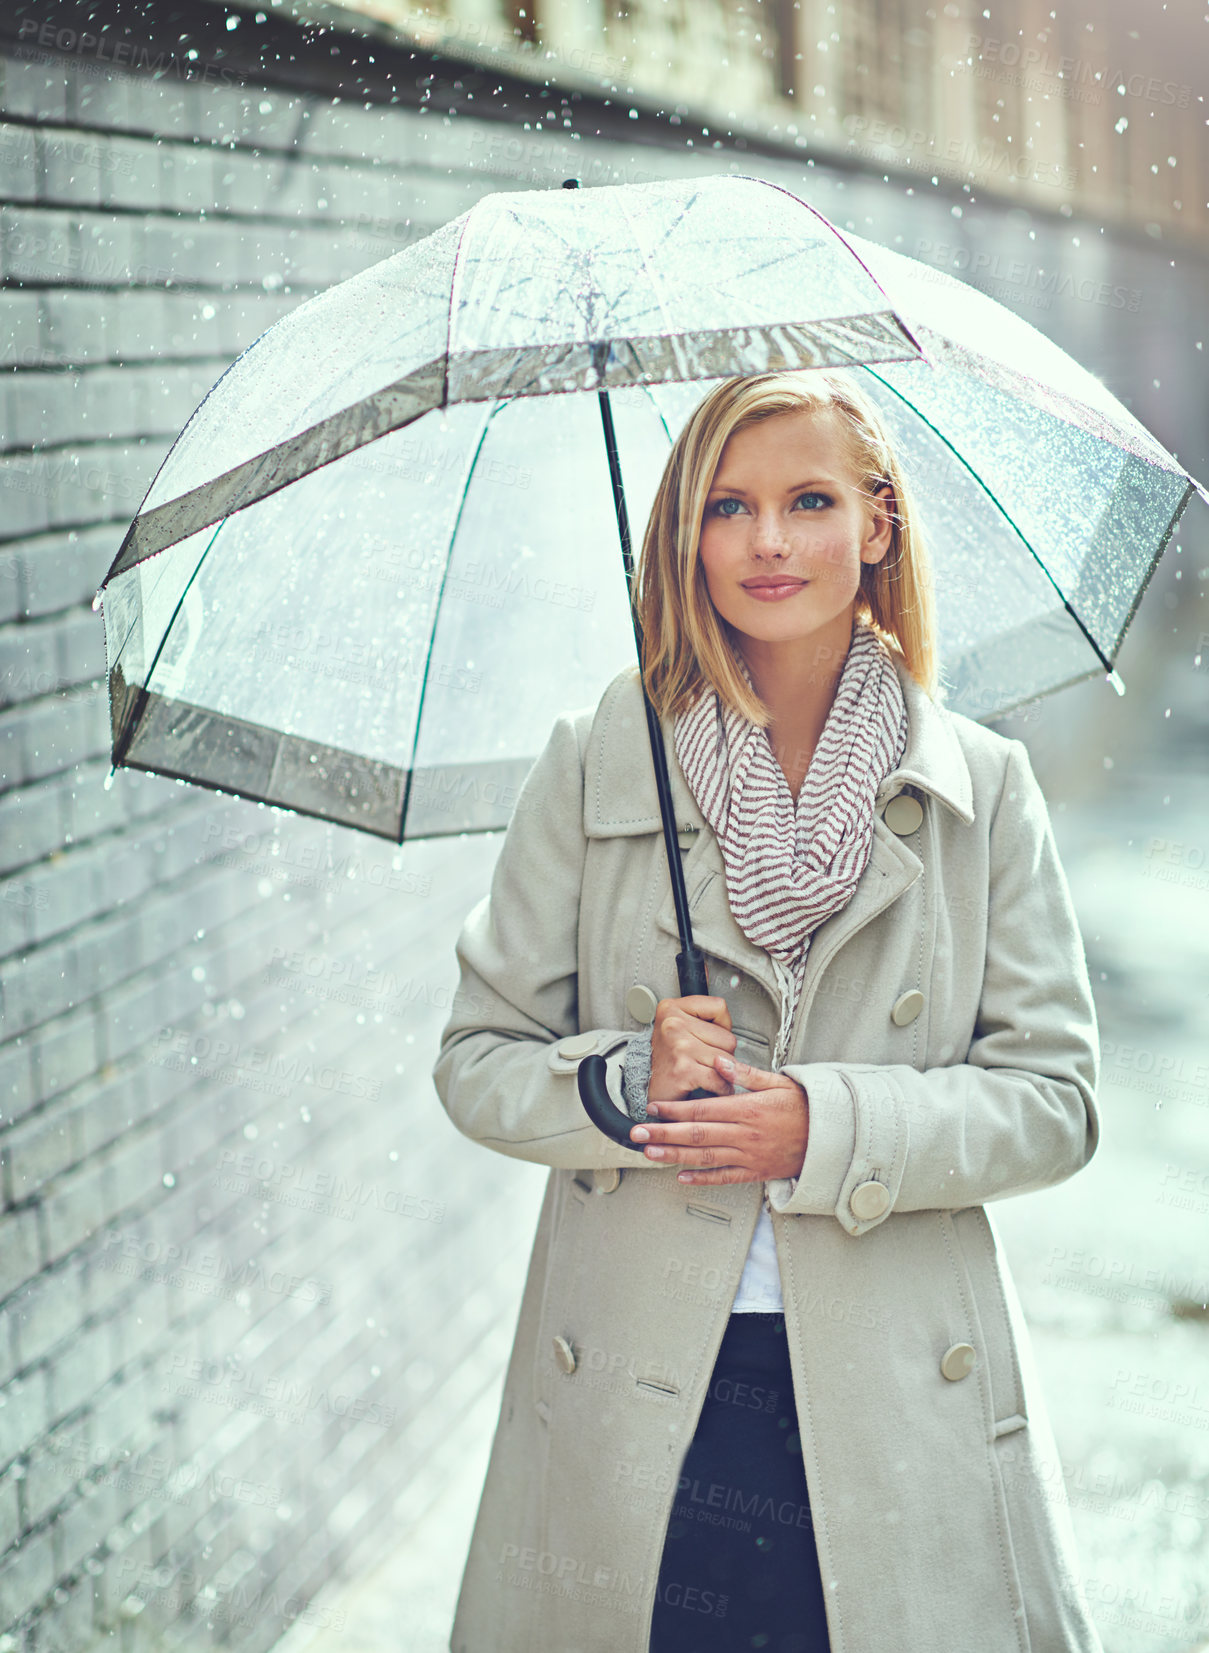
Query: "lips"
741 577 806 589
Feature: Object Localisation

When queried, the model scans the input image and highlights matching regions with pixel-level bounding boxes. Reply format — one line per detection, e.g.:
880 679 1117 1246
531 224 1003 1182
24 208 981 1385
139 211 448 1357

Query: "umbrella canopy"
95 173 1207 843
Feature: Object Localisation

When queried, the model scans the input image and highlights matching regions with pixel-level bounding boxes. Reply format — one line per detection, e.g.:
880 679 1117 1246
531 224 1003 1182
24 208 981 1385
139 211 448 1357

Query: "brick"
40 1153 109 1266
0 455 51 543
71 62 134 131
36 127 105 210
5 366 80 456
160 143 217 217
0 1205 39 1300
108 289 170 362
0 53 69 123
46 1316 117 1428
23 1569 94 1653
0 291 42 370
19 525 121 619
72 210 139 287
0 879 37 958
40 290 114 368
0 1518 55 1625
72 909 143 1005
0 711 25 792
160 295 227 362
77 1063 152 1160
61 757 129 844
0 620 59 707
15 686 110 783
94 833 164 912
30 1003 101 1104
0 1463 19 1552
0 939 76 1034
16 848 101 954
0 552 22 626
0 1369 48 1468
89 1364 160 1464
25 1411 95 1528
0 1035 36 1129
0 122 37 203
10 1253 87 1368
0 205 75 286
101 1127 163 1219
3 1097 79 1203
100 975 161 1068
99 132 162 213
53 609 107 688
0 776 66 875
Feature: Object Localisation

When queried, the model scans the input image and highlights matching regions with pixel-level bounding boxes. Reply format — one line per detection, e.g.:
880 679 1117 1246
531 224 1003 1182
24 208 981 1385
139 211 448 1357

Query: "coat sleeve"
767 737 1101 1237
431 708 646 1170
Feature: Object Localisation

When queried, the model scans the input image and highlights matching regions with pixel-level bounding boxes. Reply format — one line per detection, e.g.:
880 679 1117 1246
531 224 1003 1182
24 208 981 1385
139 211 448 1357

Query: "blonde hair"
634 370 937 724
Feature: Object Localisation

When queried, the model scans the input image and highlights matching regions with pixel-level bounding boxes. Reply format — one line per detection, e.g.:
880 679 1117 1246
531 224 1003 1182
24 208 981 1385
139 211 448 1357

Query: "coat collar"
582 653 976 1013
583 652 974 840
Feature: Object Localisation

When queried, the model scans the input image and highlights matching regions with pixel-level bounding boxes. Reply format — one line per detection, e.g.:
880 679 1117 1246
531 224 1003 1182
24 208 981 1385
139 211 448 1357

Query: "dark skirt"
649 1312 832 1653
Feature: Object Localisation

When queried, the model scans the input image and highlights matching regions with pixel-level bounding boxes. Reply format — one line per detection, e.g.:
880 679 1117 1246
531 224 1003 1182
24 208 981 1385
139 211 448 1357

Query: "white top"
731 1199 783 1312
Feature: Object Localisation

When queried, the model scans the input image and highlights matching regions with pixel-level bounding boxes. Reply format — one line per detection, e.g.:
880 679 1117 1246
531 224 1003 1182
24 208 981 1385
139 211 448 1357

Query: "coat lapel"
582 654 977 1008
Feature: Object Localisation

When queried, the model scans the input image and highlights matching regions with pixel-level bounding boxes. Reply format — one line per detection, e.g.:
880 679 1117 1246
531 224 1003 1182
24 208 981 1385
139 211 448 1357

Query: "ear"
862 481 896 564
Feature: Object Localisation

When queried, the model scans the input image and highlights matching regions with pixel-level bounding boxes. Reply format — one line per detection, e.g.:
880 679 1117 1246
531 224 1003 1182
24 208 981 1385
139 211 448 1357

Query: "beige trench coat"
433 655 1105 1653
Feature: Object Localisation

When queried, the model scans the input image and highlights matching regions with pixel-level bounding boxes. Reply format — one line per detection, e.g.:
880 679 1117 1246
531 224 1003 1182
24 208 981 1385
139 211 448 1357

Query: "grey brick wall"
0 3 1206 1651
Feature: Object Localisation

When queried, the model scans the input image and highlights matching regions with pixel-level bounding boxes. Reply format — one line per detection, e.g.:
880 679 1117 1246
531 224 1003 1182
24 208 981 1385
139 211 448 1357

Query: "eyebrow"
706 479 840 495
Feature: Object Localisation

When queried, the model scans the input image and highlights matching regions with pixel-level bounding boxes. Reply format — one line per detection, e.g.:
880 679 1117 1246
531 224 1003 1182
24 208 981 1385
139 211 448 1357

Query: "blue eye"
795 492 832 510
712 498 744 516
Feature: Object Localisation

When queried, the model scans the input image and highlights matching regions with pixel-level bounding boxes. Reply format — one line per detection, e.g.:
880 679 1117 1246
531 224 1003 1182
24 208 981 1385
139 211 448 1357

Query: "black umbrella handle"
576 942 717 1150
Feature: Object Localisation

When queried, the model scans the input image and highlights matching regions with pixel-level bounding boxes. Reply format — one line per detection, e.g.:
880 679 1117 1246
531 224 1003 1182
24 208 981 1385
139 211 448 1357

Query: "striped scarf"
672 618 908 1068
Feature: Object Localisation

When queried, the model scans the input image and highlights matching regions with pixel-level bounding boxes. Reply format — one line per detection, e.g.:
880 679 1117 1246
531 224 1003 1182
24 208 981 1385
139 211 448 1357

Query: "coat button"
940 1343 977 1382
884 793 924 835
552 1336 577 1375
594 1168 622 1194
891 990 925 1027
850 1180 891 1221
557 1031 599 1059
625 984 660 1024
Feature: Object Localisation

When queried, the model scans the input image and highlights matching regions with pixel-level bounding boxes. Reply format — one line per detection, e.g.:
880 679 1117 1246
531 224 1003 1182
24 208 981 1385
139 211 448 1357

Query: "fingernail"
647 1103 660 1117
646 1146 664 1159
717 1054 734 1074
631 1126 650 1142
678 1173 693 1183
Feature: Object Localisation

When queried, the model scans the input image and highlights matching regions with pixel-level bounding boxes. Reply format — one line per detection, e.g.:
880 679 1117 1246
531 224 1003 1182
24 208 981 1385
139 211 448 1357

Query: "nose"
750 509 790 558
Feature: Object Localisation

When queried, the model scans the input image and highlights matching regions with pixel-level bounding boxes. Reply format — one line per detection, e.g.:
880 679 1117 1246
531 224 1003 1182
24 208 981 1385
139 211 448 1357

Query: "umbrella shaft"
597 389 709 1001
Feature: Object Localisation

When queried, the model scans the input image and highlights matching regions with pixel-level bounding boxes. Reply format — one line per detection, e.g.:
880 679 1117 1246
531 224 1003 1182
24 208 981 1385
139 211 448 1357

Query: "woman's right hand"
649 995 736 1100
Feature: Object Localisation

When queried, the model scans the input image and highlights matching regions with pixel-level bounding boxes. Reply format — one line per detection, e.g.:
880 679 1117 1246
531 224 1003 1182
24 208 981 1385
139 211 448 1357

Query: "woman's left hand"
629 1053 809 1185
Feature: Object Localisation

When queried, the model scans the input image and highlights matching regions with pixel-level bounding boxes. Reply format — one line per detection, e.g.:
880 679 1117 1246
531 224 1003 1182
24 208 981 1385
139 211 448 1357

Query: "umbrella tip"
562 178 580 189
1106 668 1126 697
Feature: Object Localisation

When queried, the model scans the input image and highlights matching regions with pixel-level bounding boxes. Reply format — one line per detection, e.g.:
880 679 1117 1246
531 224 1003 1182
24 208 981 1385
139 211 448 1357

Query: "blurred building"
342 0 1208 245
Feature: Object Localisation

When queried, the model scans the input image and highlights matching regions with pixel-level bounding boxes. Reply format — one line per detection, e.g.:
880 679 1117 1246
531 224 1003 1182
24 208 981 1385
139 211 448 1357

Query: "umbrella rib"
858 365 1116 675
111 518 228 771
396 404 503 844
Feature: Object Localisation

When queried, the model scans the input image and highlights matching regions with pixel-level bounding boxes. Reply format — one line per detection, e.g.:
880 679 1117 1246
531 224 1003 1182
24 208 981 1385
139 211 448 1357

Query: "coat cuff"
544 1029 636 1139
766 1064 906 1236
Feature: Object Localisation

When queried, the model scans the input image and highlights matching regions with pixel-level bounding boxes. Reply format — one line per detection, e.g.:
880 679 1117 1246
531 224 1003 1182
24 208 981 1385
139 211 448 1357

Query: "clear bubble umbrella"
94 173 1206 1136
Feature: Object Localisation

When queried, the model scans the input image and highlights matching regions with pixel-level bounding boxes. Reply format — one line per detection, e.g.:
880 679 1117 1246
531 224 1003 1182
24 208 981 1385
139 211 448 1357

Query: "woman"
433 370 1105 1653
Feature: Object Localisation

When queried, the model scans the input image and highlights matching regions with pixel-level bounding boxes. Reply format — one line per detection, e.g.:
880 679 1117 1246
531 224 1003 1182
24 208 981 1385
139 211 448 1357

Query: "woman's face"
697 406 893 650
